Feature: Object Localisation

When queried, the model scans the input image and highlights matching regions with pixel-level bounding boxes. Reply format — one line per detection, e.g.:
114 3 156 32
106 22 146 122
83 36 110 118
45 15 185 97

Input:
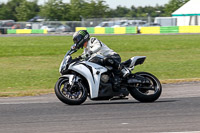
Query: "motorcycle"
54 44 162 105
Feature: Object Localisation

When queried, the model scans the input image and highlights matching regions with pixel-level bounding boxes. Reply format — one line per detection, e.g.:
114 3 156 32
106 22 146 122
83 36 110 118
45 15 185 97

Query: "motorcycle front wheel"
54 77 88 105
128 72 162 102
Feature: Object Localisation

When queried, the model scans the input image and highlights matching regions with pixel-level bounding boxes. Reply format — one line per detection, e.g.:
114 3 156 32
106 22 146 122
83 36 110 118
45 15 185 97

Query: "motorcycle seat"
121 59 132 67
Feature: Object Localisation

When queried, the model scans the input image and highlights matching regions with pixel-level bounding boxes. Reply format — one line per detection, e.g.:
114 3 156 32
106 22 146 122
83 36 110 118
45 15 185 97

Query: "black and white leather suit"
82 37 121 72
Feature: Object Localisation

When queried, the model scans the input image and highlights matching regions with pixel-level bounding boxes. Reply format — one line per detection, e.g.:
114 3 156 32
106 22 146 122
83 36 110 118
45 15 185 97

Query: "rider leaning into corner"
72 30 130 90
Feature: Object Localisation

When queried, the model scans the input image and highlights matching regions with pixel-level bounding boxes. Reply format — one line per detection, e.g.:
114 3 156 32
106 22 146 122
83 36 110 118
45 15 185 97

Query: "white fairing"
59 55 71 73
60 54 145 98
68 61 107 98
61 74 76 85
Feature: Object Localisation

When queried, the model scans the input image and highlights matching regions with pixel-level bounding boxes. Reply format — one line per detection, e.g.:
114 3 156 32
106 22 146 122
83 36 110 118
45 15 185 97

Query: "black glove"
81 54 89 59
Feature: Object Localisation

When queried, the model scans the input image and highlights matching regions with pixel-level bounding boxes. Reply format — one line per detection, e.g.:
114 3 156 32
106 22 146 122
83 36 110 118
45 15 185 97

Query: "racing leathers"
82 37 120 69
81 37 130 79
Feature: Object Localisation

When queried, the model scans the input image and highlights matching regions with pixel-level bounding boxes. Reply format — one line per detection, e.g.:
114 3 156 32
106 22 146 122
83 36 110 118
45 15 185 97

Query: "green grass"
0 34 200 97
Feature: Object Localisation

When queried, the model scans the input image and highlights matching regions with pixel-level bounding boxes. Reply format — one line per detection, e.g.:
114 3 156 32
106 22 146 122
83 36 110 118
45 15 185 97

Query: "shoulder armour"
91 37 97 43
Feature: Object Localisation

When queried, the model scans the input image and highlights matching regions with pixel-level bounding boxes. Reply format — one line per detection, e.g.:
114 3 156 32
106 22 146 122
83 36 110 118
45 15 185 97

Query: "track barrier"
140 26 200 34
1 26 200 35
7 29 47 34
76 26 200 34
0 28 7 34
76 27 137 34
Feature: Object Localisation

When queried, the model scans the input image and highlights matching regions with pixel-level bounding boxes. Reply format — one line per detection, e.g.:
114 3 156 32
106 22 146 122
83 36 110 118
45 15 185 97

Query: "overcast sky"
0 0 170 8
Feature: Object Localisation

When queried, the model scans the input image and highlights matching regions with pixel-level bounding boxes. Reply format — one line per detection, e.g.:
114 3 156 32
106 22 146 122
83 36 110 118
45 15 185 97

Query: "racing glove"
81 51 93 59
81 53 89 59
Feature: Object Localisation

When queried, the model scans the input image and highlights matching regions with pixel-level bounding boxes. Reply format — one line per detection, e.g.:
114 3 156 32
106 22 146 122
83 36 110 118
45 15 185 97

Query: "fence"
0 17 152 34
1 18 200 35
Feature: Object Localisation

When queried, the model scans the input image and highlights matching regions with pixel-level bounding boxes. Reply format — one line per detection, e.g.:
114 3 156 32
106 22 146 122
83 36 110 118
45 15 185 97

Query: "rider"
72 30 130 89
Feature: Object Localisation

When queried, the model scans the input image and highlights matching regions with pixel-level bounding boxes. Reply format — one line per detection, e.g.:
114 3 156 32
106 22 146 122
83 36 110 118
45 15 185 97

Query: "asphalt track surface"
0 82 200 133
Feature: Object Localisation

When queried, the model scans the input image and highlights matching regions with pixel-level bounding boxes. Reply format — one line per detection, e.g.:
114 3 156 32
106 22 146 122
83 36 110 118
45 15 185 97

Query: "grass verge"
0 34 200 97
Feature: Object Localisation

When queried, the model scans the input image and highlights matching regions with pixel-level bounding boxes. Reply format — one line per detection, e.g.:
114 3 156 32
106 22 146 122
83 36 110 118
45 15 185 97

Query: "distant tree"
61 3 71 21
154 4 165 17
164 0 190 16
1 0 187 22
15 0 39 21
135 6 146 17
114 6 130 17
68 0 86 21
83 0 109 18
126 6 137 17
117 5 165 18
40 0 67 21
0 0 39 21
0 0 24 20
0 3 6 20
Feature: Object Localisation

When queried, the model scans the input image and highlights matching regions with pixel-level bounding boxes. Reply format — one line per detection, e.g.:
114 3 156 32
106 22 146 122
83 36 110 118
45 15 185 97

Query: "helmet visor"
73 34 82 44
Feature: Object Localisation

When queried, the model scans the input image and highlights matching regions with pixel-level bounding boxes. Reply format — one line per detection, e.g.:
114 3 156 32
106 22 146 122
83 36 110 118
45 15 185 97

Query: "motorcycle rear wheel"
128 72 162 102
55 77 88 105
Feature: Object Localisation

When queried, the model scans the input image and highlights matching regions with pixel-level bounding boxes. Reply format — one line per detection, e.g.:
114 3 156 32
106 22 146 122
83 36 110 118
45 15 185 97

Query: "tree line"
0 0 189 22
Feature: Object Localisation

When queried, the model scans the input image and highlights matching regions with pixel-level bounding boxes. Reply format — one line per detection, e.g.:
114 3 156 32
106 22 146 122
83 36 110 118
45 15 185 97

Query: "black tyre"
54 77 88 105
129 72 162 102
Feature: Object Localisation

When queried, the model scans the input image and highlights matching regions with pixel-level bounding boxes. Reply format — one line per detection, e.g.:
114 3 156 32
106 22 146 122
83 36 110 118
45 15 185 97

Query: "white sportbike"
55 44 162 105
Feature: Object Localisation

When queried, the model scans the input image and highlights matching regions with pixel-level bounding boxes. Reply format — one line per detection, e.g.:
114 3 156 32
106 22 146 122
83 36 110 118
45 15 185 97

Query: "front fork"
61 74 81 92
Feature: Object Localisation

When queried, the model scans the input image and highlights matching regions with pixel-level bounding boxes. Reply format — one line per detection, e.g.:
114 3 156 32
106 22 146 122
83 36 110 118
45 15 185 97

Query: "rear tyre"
129 72 162 102
55 77 88 105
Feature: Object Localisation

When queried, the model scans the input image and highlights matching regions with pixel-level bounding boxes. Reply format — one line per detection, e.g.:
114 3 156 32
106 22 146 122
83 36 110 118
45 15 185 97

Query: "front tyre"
129 72 162 102
55 77 88 105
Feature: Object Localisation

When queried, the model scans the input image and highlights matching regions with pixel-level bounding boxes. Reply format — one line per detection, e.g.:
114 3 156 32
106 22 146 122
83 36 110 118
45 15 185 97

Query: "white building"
172 0 200 26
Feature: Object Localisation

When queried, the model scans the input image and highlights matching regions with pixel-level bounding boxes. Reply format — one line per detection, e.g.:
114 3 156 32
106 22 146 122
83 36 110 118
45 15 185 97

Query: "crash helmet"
72 30 90 49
